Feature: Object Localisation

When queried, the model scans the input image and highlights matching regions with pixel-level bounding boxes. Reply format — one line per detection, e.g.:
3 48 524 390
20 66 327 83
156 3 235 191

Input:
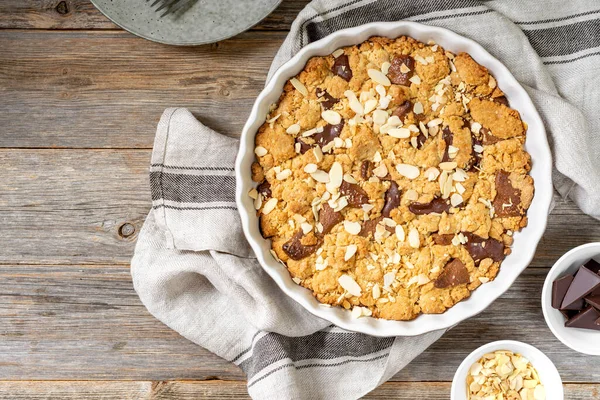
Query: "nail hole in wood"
119 223 135 238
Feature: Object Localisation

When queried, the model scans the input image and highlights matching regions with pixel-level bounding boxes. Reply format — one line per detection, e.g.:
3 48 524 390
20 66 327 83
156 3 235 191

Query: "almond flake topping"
425 167 440 181
344 90 364 115
254 193 263 210
372 283 381 299
311 170 330 183
400 63 411 74
313 146 324 162
383 272 395 288
262 198 278 215
405 189 419 201
453 168 468 182
300 222 313 234
470 122 482 133
396 163 420 179
276 169 292 180
413 102 424 114
409 75 421 85
408 227 420 248
338 274 362 296
329 162 343 188
373 109 388 126
344 244 358 261
395 225 405 241
304 163 318 173
414 55 427 65
286 124 301 135
332 48 344 58
322 110 342 125
367 68 391 86
364 98 378 114
290 78 308 96
439 161 457 171
254 146 267 157
450 193 463 207
388 128 411 139
344 221 362 235
474 144 484 153
381 61 391 75
373 151 382 162
248 188 258 200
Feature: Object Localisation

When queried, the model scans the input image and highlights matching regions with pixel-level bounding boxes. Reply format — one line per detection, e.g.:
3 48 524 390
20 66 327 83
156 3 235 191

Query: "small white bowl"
541 242 600 356
451 340 563 399
235 21 553 336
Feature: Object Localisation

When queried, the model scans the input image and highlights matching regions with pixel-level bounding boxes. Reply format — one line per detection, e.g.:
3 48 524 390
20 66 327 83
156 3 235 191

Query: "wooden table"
1 1 599 398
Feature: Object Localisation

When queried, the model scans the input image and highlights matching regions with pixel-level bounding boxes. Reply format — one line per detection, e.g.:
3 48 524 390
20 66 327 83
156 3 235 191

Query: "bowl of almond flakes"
451 340 563 400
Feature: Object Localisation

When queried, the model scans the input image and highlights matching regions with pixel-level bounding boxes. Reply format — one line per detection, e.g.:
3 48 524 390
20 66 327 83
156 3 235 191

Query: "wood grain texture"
1 265 599 383
0 0 309 31
0 30 285 148
0 381 598 399
1 148 597 265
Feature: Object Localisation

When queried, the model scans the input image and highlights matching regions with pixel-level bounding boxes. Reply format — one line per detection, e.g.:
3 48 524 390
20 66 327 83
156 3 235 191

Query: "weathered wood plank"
0 30 285 148
0 0 309 31
0 381 598 399
1 265 598 382
1 149 599 265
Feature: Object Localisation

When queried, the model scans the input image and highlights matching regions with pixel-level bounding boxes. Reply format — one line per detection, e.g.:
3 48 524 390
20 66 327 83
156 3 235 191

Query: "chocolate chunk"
359 216 382 238
493 170 522 217
316 89 338 110
332 54 352 82
441 126 453 162
392 100 412 121
434 259 470 288
462 232 505 263
340 180 369 207
585 295 600 310
552 274 574 309
494 96 510 107
481 127 501 145
560 309 578 320
415 132 427 149
319 203 343 235
388 55 414 86
314 121 344 147
561 265 600 310
360 160 372 180
469 133 483 171
585 258 600 274
282 231 322 261
381 181 401 218
295 137 312 154
408 197 451 215
565 306 600 331
432 233 454 245
257 180 271 198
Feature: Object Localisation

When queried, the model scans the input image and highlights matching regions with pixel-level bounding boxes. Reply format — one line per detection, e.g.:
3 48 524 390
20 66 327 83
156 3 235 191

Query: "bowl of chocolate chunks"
542 242 600 355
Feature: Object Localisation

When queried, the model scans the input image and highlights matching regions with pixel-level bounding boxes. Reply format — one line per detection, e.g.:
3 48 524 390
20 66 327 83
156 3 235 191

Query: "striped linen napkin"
132 1 600 399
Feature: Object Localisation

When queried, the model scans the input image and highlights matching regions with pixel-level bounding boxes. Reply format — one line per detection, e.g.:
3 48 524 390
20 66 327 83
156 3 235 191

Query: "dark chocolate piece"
560 309 578 320
552 274 574 309
282 231 322 261
388 55 414 86
381 181 400 218
257 180 272 198
434 259 470 288
415 132 427 149
408 197 451 215
295 137 312 154
332 54 352 82
441 126 453 162
494 96 510 107
359 216 381 238
585 258 600 274
319 203 342 235
481 127 501 145
360 160 372 180
462 232 505 263
314 121 344 147
316 89 338 110
339 180 369 207
561 265 600 310
493 170 522 217
565 306 600 331
585 295 600 310
392 100 412 121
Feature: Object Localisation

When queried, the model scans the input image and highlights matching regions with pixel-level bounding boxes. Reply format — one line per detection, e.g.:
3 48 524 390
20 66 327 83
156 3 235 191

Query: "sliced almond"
455 182 466 194
408 227 420 248
262 198 278 215
344 90 364 115
286 123 301 135
373 109 388 125
338 274 362 296
254 146 267 157
344 221 362 235
439 161 457 171
381 61 391 75
367 68 391 86
405 189 419 201
344 244 358 261
450 193 463 207
388 128 411 139
396 163 420 179
322 110 342 125
425 167 440 181
300 222 313 234
304 163 318 173
470 122 482 133
372 283 381 299
329 162 343 188
413 102 424 114
311 170 330 183
373 151 382 162
452 168 468 182
409 75 421 85
372 163 388 178
364 98 378 114
248 188 258 200
276 168 292 180
290 78 308 96
254 193 263 210
332 48 344 58
474 144 484 153
313 146 323 162
395 225 405 241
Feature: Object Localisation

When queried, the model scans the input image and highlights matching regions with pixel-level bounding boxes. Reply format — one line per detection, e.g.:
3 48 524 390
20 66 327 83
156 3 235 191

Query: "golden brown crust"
250 36 534 321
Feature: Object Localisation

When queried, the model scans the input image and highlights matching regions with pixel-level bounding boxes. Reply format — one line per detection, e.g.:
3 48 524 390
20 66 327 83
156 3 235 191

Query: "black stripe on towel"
150 171 236 203
523 17 600 57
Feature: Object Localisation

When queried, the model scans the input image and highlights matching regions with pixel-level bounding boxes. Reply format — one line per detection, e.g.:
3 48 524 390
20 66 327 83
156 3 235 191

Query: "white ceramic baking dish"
235 21 553 337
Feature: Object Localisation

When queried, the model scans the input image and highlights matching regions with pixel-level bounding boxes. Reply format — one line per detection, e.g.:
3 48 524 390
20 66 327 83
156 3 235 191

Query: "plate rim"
90 0 283 46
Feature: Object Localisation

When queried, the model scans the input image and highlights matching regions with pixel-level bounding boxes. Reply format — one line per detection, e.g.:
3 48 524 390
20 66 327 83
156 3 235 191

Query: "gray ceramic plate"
91 0 282 45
